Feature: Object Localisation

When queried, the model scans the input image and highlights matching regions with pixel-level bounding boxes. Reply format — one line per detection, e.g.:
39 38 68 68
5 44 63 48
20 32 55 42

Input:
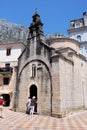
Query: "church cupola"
28 12 44 40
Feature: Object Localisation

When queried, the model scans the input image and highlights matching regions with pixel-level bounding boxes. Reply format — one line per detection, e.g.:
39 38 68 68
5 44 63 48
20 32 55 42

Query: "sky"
0 0 87 36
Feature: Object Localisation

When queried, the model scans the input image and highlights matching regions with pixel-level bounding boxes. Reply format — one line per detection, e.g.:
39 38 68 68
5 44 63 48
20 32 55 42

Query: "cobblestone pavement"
0 107 87 130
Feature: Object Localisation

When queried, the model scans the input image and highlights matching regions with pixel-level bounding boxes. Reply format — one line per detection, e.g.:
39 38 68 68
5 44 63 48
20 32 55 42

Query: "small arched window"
77 35 81 42
32 64 36 78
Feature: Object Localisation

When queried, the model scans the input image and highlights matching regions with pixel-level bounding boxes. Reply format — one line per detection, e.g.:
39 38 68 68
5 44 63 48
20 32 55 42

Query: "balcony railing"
0 67 13 74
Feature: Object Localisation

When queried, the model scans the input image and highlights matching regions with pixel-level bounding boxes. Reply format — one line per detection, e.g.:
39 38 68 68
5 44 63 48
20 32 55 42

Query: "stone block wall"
73 54 87 108
51 56 60 115
59 57 74 114
17 60 51 115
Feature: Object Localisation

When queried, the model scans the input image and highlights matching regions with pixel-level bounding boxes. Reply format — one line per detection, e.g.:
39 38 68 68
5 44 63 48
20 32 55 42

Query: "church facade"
14 12 87 117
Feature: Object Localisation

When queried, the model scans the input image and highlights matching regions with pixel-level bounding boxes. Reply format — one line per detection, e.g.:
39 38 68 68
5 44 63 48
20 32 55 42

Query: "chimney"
83 12 87 26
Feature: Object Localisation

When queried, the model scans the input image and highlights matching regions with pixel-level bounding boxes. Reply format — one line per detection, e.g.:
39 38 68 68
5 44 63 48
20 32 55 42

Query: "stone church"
12 12 87 117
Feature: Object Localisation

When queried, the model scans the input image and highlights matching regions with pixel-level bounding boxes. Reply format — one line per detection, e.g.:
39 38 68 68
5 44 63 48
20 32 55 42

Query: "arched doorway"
30 85 37 98
1 94 10 106
29 85 37 112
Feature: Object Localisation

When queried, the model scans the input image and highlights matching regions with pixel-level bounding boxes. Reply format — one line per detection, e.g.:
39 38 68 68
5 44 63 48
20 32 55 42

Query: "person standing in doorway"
30 96 36 115
0 96 4 118
35 97 37 112
26 97 31 114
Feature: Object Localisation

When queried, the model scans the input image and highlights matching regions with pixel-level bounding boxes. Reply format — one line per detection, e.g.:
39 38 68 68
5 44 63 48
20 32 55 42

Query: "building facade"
14 12 87 117
68 12 87 58
0 20 28 107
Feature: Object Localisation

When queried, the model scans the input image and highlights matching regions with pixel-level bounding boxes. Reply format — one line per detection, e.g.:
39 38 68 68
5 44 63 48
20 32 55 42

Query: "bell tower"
27 12 44 56
28 12 44 40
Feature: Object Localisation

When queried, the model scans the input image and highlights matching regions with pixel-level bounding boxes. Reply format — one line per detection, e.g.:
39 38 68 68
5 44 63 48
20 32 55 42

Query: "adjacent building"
0 19 28 107
68 12 87 58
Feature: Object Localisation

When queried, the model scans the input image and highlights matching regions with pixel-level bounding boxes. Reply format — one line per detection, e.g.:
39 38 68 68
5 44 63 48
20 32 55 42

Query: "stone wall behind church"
58 53 87 115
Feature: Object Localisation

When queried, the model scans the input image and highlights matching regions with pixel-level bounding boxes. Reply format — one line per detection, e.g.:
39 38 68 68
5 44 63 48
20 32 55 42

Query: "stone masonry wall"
51 56 60 115
59 57 74 114
17 60 51 115
73 55 87 109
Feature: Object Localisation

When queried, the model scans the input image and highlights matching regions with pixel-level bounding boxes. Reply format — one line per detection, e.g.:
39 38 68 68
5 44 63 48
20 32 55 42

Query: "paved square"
0 107 87 130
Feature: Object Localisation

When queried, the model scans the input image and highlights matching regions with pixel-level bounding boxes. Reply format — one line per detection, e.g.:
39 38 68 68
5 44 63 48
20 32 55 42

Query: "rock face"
0 19 29 44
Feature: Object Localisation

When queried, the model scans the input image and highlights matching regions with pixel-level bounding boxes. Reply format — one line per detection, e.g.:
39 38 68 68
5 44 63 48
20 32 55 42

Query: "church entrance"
29 85 37 112
30 84 37 98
